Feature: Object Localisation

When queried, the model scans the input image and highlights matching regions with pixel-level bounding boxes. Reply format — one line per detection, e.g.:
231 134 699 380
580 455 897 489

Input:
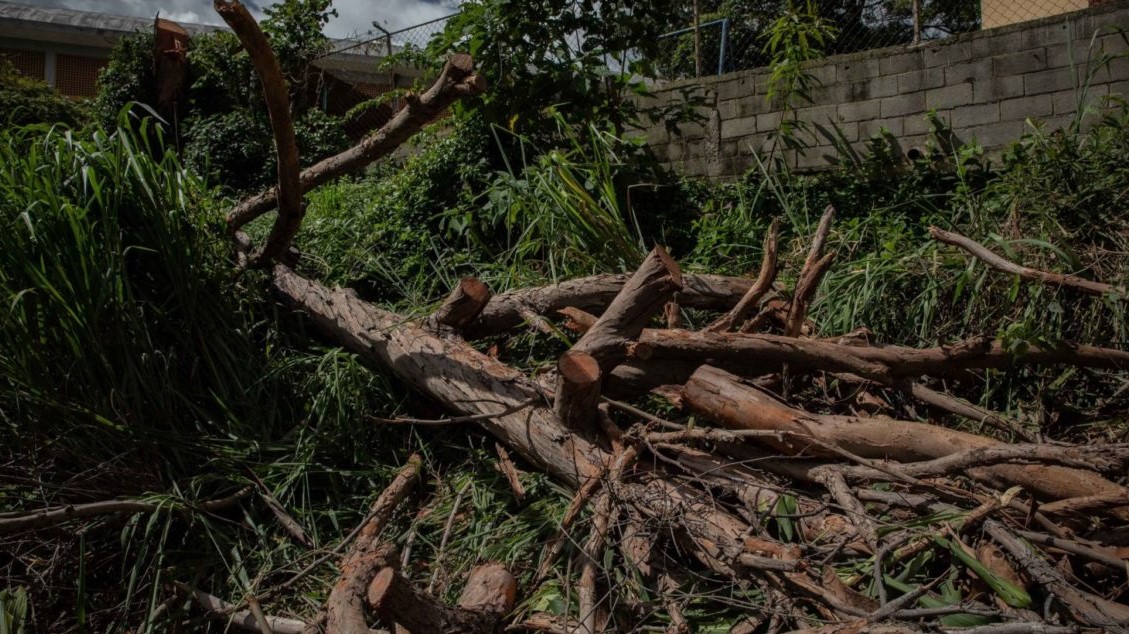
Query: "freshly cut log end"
367 566 511 633
456 562 517 615
555 350 602 434
431 277 491 330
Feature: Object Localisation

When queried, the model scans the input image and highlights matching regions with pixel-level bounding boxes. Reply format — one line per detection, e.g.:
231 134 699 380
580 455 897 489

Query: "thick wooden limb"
578 491 615 634
706 219 779 333
326 455 421 634
429 277 491 331
682 365 1129 515
554 350 602 434
464 272 751 339
367 565 515 633
213 1 302 264
931 227 1124 298
227 54 485 231
625 329 1129 387
905 382 1036 442
272 265 605 489
571 246 683 372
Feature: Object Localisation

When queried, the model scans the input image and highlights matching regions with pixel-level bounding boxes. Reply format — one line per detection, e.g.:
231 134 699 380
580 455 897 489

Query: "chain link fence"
654 0 1124 80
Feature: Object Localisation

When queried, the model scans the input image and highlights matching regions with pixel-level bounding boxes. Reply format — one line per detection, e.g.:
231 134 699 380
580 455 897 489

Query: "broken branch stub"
554 350 602 435
367 564 516 633
428 276 492 331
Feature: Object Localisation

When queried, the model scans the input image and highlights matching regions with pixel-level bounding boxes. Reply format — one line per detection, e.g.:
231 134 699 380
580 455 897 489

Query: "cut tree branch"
706 218 779 333
930 226 1124 298
227 54 485 232
213 1 302 264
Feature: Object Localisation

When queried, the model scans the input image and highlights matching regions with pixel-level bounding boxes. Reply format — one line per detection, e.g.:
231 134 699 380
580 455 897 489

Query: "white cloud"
18 0 461 39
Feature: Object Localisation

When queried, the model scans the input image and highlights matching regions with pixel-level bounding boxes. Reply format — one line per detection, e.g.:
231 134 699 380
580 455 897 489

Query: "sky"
20 0 460 39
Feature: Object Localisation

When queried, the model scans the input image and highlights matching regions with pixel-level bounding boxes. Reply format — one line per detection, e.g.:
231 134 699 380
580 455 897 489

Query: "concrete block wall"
639 2 1129 179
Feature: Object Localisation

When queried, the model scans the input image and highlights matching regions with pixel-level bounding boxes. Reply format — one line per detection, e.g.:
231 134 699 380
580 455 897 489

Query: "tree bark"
429 276 492 331
554 350 602 435
682 365 1129 515
367 565 514 633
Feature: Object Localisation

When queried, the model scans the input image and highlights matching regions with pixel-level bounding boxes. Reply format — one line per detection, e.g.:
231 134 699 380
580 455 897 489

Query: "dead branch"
706 218 779 333
785 205 836 337
213 0 302 264
495 443 527 506
555 350 602 434
931 226 1124 298
179 582 308 634
0 486 251 534
983 520 1129 629
227 54 485 231
367 564 515 633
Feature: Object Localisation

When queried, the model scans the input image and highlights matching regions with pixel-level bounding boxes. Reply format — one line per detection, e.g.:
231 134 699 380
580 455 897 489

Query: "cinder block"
965 121 1027 149
879 51 922 75
927 83 973 110
846 75 898 102
721 116 757 140
731 97 771 118
1020 22 1070 50
1053 84 1108 115
973 75 1025 102
924 41 972 68
995 49 1047 76
756 111 783 132
837 57 880 83
896 67 945 93
1000 94 1053 121
809 82 850 104
1109 80 1129 100
805 63 837 85
796 104 839 124
714 77 755 101
1045 40 1107 70
946 59 993 86
904 113 935 136
951 103 1000 127
837 99 881 122
880 92 926 118
971 30 1026 59
1025 68 1076 95
859 117 903 138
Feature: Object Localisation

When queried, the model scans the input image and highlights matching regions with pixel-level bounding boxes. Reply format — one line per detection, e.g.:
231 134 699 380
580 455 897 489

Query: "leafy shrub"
0 60 88 127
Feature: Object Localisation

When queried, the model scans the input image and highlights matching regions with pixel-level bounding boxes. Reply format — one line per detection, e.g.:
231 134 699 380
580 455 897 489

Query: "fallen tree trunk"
682 365 1129 516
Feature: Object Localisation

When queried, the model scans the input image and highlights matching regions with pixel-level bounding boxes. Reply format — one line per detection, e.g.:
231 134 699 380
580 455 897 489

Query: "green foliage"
410 0 684 141
93 32 156 129
262 0 337 81
0 60 88 128
762 0 838 108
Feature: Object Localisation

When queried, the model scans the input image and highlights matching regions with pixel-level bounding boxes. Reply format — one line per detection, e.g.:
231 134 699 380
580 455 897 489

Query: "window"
55 54 108 98
0 48 46 81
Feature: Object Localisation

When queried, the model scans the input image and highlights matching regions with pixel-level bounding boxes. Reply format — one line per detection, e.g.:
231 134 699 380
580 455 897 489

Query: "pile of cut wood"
194 4 1129 631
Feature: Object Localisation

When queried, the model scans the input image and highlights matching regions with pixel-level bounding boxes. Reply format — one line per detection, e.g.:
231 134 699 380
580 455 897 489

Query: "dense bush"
95 0 349 192
0 60 88 128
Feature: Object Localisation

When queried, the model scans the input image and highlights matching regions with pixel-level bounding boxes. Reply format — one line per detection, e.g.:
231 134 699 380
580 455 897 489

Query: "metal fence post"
912 0 922 45
718 17 729 75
